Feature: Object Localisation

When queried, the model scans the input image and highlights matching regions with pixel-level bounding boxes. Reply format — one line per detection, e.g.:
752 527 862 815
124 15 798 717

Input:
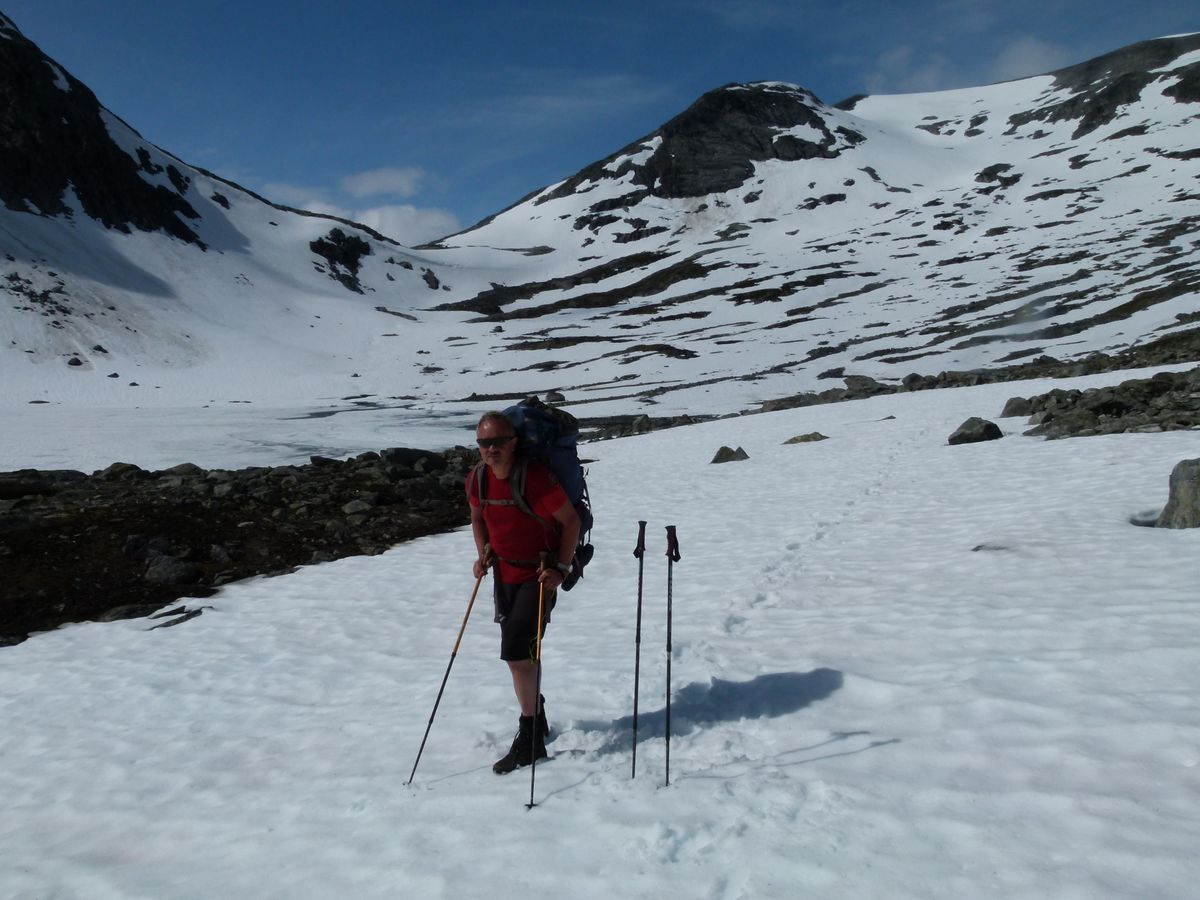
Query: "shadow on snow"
576 667 844 754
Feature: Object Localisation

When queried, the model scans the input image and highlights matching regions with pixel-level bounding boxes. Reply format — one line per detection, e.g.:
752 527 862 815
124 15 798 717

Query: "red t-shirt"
467 461 569 583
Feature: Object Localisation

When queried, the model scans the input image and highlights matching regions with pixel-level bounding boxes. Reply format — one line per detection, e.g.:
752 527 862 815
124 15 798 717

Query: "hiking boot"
492 714 548 775
537 694 551 741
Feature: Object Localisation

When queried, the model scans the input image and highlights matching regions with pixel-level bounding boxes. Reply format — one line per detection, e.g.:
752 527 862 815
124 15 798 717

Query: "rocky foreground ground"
0 448 476 645
3 343 1199 646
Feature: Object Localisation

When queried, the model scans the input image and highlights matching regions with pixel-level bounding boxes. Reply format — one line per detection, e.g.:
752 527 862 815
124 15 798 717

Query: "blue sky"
4 1 1195 243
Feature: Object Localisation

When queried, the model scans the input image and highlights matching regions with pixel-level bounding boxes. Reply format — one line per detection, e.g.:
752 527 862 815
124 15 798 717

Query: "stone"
95 462 148 481
1156 458 1200 528
783 432 829 444
1000 396 1033 417
711 446 750 464
948 417 1003 445
144 555 203 586
843 375 886 396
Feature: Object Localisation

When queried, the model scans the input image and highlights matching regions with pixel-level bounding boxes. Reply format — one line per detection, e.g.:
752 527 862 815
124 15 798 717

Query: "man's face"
476 419 517 469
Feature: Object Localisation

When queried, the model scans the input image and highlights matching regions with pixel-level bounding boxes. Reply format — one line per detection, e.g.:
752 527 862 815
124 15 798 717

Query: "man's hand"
538 567 564 589
473 549 493 579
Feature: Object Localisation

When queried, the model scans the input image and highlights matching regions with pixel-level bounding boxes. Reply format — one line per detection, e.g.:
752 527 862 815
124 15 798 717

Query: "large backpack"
472 397 594 590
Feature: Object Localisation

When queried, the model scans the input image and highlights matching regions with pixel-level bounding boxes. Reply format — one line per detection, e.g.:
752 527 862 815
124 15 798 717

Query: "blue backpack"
472 397 594 589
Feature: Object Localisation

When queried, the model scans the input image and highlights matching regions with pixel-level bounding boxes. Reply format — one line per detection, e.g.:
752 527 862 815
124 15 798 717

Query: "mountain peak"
538 80 863 208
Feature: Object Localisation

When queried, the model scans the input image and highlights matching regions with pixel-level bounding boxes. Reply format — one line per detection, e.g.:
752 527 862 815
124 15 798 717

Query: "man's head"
476 411 517 472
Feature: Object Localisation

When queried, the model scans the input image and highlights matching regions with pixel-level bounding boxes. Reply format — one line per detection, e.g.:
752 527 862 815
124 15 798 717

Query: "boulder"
1156 458 1200 528
1000 396 1033 417
948 417 1003 445
783 432 829 444
711 446 750 464
843 375 887 397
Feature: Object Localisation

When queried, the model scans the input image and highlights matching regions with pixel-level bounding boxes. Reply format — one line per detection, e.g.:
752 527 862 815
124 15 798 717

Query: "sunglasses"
477 436 516 449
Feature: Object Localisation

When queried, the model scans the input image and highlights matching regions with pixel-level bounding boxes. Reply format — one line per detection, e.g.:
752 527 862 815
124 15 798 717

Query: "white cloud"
260 181 329 210
863 45 956 95
339 167 426 199
987 36 1074 83
257 181 459 245
354 204 461 245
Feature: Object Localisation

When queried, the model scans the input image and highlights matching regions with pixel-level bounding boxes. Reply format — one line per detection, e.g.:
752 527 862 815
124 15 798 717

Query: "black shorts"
493 578 556 662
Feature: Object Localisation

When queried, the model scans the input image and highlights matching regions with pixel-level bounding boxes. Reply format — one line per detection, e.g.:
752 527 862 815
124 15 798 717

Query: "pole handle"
633 520 647 558
665 525 681 562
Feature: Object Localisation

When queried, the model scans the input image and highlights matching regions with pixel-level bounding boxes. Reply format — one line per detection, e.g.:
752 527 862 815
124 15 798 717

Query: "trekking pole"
407 546 490 785
526 551 550 810
631 520 647 778
664 525 681 787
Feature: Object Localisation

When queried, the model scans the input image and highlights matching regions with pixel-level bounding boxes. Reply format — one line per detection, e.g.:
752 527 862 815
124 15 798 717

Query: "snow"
3 368 1199 899
43 58 70 91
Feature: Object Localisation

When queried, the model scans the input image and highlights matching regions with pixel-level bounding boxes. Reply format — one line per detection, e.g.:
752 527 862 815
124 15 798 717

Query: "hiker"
467 410 581 774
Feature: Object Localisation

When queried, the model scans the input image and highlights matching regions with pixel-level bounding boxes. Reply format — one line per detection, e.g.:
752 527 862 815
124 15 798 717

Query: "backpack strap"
508 458 533 518
471 461 515 510
472 459 551 523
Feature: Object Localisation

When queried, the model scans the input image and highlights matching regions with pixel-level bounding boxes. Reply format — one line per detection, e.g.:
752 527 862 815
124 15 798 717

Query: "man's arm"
471 505 491 578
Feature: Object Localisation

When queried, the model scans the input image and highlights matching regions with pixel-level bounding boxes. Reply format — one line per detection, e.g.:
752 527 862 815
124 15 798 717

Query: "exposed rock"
784 432 828 444
538 82 859 205
842 375 887 396
711 446 750 463
948 418 1003 445
759 336 1200 415
1017 368 1200 439
1006 34 1200 139
0 17 202 243
577 413 712 441
0 445 476 644
1000 396 1034 417
144 555 203 586
1155 458 1200 528
310 228 371 293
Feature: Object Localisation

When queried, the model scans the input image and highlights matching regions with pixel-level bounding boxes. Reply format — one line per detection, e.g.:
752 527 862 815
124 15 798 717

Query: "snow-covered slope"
426 35 1200 415
0 12 456 407
2 16 1198 418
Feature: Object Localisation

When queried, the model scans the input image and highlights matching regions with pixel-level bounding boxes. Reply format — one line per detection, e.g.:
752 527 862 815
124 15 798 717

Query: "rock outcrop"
1007 368 1200 439
0 446 475 644
0 14 202 244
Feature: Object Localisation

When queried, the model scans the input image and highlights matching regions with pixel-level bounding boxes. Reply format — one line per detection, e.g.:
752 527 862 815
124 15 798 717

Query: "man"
467 411 581 774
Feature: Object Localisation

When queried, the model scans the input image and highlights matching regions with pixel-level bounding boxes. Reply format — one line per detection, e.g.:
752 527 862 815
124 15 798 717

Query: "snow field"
1 373 1199 899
